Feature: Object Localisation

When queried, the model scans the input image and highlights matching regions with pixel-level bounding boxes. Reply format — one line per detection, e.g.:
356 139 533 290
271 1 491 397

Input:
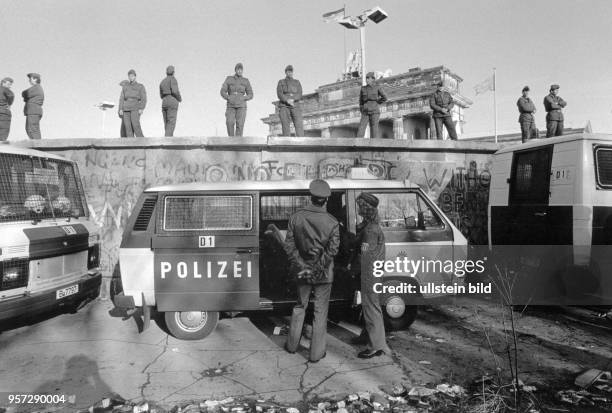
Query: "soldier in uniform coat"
118 69 147 138
285 179 340 363
357 72 387 139
22 73 44 140
0 77 14 141
544 84 567 137
517 86 537 142
429 80 457 140
277 65 304 136
220 63 253 137
159 65 182 137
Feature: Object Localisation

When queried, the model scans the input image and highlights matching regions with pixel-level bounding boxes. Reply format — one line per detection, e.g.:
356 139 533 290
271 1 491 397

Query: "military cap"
285 65 293 72
357 192 379 208
235 62 243 71
166 65 175 75
366 71 376 79
1 77 13 84
128 69 136 76
27 73 41 81
550 84 560 90
309 179 331 198
522 86 530 92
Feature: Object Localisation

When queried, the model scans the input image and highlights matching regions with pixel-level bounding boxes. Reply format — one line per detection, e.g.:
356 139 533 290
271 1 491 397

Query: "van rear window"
163 195 252 231
595 147 612 188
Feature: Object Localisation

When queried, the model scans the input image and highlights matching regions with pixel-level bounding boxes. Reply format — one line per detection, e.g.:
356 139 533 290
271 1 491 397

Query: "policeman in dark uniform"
285 179 340 362
159 65 182 137
0 77 14 141
277 65 304 136
118 69 147 137
544 84 567 137
22 73 44 140
220 63 253 137
357 72 387 139
517 86 537 142
429 80 457 140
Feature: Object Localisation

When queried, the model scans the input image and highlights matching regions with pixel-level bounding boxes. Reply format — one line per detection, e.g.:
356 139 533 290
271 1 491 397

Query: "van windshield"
0 153 87 223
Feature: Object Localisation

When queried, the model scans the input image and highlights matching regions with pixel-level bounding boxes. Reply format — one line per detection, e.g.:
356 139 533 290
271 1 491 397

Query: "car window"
355 192 443 230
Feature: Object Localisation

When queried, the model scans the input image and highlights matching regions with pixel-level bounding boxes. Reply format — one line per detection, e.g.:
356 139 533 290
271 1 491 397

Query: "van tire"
384 304 418 331
378 279 419 330
164 311 219 340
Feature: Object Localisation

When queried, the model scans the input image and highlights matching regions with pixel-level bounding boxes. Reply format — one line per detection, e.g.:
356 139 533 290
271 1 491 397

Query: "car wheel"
164 311 219 340
380 279 418 330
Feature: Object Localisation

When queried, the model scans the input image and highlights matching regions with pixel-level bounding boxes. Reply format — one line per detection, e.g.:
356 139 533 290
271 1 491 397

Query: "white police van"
488 133 612 305
0 144 102 325
114 176 468 340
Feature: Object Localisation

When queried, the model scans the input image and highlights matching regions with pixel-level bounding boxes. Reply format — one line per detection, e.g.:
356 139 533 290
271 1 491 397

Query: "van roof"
0 143 70 162
146 179 419 193
495 132 612 155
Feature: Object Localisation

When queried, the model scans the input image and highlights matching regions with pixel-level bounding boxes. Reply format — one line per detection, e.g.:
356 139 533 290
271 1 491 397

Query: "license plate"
56 284 79 300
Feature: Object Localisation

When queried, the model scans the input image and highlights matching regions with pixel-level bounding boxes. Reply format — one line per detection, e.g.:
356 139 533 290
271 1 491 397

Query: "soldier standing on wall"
0 77 14 141
118 69 147 138
159 65 182 137
22 73 44 140
277 65 304 136
220 63 253 137
517 86 538 142
357 72 387 139
429 80 457 140
285 179 340 363
544 84 567 137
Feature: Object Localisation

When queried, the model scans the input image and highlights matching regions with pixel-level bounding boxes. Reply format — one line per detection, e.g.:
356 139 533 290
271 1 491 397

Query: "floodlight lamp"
338 17 360 29
366 6 388 23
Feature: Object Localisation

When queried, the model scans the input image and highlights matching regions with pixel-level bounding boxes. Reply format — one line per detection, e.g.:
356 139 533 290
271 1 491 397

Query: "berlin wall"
16 137 500 288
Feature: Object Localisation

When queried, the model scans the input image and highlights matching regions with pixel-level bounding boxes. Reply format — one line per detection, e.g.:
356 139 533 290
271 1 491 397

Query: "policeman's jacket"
22 84 44 116
356 220 385 288
119 81 147 112
429 90 454 118
0 86 14 117
543 94 567 121
277 77 303 108
359 84 388 114
517 96 536 122
285 204 340 284
220 75 253 108
159 75 182 109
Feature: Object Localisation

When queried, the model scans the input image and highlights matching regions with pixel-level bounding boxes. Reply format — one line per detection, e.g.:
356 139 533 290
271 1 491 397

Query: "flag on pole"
323 7 345 22
474 75 495 95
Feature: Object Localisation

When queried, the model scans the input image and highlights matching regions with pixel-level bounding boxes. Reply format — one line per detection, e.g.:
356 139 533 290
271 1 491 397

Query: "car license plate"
56 284 79 300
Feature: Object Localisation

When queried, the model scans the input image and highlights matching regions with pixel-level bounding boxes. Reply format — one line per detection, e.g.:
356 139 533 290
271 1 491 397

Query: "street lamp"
94 101 115 138
337 6 388 85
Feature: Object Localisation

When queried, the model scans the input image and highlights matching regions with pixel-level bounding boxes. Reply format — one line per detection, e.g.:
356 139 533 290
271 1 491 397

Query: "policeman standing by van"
277 65 304 136
429 80 457 140
159 65 182 137
285 179 340 363
220 63 253 137
517 86 537 142
357 72 387 139
544 84 567 137
0 77 14 141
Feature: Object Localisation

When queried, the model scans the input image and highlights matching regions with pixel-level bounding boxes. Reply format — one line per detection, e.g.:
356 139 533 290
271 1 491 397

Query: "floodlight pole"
101 109 106 138
359 24 366 86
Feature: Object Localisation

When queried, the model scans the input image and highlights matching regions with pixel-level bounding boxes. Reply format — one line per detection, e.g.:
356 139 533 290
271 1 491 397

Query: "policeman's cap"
128 69 136 76
522 86 530 92
285 65 293 72
166 65 175 75
235 63 243 71
366 72 376 79
357 192 379 208
309 179 331 198
550 84 560 91
27 73 41 81
1 77 13 84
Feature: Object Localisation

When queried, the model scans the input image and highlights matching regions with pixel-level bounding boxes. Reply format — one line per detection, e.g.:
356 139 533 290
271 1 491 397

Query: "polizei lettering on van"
160 259 252 279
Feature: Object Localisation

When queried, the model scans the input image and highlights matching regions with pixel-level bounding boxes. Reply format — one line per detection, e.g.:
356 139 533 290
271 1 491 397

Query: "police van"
488 133 612 305
0 144 102 325
115 175 468 340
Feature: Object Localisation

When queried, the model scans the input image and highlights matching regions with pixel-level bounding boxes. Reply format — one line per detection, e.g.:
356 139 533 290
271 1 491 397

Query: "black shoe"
309 352 326 363
358 349 384 359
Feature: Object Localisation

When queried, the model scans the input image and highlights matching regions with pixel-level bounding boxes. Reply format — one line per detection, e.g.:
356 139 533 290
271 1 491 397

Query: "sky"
2 0 612 140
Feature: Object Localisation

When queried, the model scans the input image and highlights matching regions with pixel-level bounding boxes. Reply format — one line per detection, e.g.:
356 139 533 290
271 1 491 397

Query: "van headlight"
87 245 100 269
0 259 29 291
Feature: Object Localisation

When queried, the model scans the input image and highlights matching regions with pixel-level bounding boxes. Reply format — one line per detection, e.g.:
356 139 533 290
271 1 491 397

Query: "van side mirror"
417 211 426 230
404 216 417 228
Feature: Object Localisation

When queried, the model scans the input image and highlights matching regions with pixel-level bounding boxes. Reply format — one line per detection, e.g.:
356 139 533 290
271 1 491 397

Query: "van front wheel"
164 311 219 340
382 296 418 331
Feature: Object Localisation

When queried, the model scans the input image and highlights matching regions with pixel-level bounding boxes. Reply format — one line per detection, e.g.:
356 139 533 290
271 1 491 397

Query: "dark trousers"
357 112 380 139
122 111 143 137
0 117 10 141
546 120 564 138
225 107 246 136
162 107 178 137
520 120 538 142
279 106 304 136
286 282 332 362
434 116 457 140
25 114 42 140
361 290 391 353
